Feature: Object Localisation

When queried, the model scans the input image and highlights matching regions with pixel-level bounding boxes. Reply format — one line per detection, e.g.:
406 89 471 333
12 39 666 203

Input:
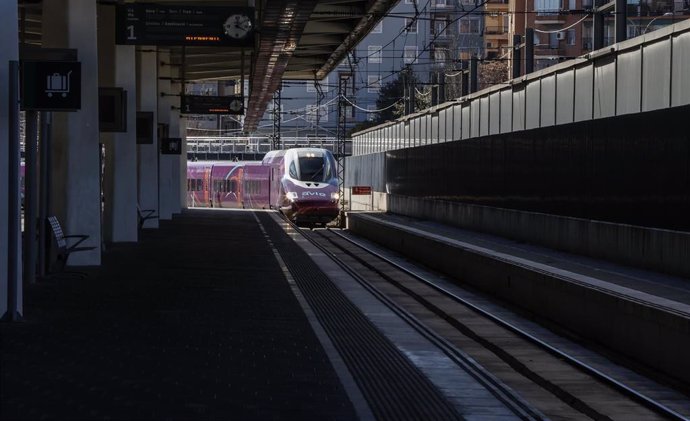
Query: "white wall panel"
462 104 471 139
439 110 446 142
431 114 439 143
593 56 616 119
617 48 642 115
452 105 462 140
643 39 671 112
420 116 428 145
445 108 453 141
540 75 556 127
404 122 410 148
525 80 541 130
500 89 512 133
556 70 574 125
480 96 490 136
471 100 480 138
489 92 501 134
672 32 690 106
574 64 593 122
512 86 525 131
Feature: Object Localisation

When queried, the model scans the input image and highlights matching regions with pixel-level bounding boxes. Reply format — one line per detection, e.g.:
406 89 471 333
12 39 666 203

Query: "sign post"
351 186 374 211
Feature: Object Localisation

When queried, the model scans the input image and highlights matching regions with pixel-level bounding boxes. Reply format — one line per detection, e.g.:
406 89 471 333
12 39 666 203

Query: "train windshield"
296 151 333 182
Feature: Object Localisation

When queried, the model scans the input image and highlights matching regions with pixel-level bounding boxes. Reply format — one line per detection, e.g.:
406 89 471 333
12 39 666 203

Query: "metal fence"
186 136 352 160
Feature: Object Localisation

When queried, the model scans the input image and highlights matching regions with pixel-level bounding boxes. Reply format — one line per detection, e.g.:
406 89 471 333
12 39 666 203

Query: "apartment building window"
372 21 383 33
535 0 560 15
435 0 447 6
434 49 448 64
549 32 560 48
405 18 418 33
368 45 382 63
306 105 329 124
568 0 577 8
459 17 480 34
404 45 418 63
405 0 416 3
306 75 330 93
367 105 377 121
435 19 449 37
367 75 381 93
566 29 576 45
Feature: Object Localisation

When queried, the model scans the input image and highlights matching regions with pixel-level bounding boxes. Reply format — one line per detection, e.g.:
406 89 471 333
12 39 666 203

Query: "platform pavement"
0 209 356 420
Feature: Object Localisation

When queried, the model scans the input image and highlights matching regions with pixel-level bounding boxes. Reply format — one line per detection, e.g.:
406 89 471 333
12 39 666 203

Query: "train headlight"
330 192 339 201
286 192 298 201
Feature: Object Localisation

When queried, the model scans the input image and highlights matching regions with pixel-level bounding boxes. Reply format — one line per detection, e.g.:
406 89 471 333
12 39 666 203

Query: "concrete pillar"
98 4 137 243
137 47 159 228
1 0 21 317
106 46 138 242
169 79 182 215
179 116 188 210
157 50 173 220
42 0 101 265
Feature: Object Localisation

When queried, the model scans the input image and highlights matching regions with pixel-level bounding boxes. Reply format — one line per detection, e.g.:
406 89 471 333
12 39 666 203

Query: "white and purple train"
187 148 340 226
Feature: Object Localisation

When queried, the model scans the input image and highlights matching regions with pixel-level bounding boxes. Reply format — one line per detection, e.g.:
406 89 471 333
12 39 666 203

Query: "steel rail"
283 219 546 420
327 228 689 421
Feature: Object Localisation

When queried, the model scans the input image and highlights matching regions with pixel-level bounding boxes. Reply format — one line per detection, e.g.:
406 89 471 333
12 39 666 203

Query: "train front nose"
287 195 339 225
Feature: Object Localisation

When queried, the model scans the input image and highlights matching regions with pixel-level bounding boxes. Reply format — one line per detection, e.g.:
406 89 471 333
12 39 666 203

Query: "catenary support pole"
512 34 522 79
525 28 535 74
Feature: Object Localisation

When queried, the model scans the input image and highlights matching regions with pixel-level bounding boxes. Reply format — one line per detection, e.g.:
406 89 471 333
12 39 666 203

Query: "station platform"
347 212 690 388
1 210 356 420
1 209 522 421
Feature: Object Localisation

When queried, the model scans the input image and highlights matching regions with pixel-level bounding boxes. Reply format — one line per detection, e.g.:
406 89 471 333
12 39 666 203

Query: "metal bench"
47 216 96 273
137 205 158 230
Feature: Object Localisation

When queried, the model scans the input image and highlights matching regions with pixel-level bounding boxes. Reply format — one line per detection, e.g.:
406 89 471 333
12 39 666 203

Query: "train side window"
289 161 298 179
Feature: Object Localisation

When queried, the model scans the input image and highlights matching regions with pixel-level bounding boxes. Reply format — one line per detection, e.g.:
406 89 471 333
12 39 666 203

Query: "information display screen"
116 4 255 47
181 95 244 115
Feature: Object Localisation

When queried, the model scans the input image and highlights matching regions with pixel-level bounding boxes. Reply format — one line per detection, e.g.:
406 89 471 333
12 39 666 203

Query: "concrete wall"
348 213 690 385
387 195 690 280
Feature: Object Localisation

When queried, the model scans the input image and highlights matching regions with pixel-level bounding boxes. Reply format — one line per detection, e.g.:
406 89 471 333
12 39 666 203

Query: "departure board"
181 95 244 115
116 4 255 47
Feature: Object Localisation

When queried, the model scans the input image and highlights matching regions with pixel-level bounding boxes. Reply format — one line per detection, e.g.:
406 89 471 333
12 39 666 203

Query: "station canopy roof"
18 0 398 132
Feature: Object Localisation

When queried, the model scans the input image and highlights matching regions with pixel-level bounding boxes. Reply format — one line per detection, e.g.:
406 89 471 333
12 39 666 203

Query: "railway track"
291 222 689 421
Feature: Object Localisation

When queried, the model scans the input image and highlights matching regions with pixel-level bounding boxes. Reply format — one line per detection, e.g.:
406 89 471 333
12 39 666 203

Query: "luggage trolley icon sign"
46 71 72 98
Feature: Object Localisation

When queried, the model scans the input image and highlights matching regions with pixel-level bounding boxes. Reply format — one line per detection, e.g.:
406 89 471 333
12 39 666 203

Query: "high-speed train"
187 148 339 226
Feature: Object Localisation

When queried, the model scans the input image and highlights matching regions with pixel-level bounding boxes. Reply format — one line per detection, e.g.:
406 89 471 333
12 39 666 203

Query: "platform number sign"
161 138 182 155
21 61 81 111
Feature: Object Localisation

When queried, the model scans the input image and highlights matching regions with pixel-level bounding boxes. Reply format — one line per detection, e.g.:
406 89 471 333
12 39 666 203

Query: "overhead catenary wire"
533 14 591 33
341 95 403 113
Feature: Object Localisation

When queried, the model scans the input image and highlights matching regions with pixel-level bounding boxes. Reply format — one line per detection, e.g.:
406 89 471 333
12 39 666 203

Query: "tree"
374 73 406 123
